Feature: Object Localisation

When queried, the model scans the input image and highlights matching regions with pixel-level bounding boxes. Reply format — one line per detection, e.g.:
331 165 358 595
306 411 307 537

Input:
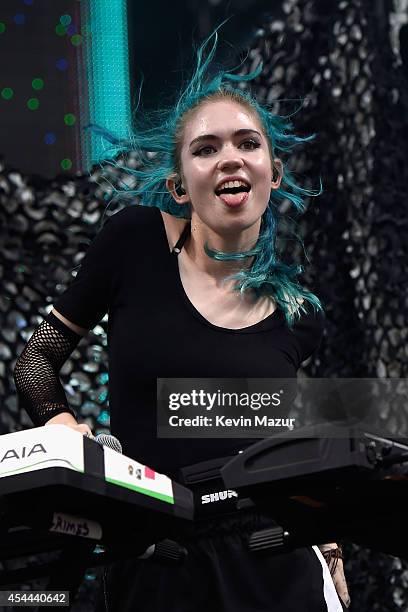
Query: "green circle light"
64 113 76 126
0 22 6 34
70 34 82 46
60 14 72 27
32 78 44 90
61 158 72 170
55 24 66 36
1 88 13 100
27 98 39 110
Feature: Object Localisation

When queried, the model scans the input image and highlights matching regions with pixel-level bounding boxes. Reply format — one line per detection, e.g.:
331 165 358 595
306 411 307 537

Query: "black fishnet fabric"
13 316 80 426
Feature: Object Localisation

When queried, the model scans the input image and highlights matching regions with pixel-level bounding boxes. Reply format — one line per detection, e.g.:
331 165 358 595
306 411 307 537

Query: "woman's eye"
240 139 261 150
195 145 216 156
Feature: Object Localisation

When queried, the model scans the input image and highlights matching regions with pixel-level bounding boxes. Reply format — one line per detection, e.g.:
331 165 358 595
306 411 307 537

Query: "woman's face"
174 98 281 238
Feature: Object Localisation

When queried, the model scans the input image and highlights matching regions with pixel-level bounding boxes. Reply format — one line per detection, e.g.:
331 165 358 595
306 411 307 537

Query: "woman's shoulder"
98 204 164 245
103 204 161 229
103 205 189 253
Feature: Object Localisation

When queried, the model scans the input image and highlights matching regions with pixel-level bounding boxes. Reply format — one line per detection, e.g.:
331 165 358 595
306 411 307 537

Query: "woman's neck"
183 216 261 285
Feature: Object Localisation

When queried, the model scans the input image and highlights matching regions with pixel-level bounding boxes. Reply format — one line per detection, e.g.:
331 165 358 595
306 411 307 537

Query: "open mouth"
215 180 251 206
214 181 251 197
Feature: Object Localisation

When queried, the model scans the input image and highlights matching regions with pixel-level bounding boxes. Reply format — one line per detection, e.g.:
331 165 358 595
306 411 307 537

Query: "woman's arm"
318 543 350 608
52 309 88 336
13 311 92 435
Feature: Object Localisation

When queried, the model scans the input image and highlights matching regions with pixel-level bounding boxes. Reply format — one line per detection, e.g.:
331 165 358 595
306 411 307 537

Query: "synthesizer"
221 425 408 558
0 425 193 568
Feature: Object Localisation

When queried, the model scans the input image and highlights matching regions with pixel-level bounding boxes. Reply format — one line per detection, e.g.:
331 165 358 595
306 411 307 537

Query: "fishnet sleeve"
13 312 83 426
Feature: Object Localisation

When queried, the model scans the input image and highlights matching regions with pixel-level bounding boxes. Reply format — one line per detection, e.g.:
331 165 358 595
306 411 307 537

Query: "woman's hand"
45 412 94 439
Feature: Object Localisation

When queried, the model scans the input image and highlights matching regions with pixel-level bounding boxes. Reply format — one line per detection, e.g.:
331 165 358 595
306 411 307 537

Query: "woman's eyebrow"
189 128 261 149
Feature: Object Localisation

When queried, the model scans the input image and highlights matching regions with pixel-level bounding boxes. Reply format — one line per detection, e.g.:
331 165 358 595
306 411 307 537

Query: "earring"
173 173 186 196
175 182 186 196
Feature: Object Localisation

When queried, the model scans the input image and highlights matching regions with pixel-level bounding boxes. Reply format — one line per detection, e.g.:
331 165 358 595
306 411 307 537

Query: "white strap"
312 545 344 612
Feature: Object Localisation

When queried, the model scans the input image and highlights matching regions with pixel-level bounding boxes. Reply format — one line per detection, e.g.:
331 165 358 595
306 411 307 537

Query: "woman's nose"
216 154 244 171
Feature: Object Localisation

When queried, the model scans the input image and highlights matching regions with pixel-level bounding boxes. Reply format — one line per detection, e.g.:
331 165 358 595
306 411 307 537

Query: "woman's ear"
271 158 283 190
166 174 190 204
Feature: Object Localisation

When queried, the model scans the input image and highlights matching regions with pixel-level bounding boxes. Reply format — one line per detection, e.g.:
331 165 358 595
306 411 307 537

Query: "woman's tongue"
217 191 248 206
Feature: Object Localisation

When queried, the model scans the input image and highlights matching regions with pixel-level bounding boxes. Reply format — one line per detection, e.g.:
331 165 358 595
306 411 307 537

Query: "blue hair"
89 27 323 326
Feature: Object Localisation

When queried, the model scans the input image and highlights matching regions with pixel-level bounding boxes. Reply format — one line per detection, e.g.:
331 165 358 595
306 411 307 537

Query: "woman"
14 31 349 611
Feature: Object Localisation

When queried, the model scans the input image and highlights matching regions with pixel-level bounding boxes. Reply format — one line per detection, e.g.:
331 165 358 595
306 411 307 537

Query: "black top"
49 205 324 475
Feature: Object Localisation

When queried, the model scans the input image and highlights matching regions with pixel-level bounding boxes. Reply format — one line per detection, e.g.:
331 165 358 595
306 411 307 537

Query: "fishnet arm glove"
13 313 83 426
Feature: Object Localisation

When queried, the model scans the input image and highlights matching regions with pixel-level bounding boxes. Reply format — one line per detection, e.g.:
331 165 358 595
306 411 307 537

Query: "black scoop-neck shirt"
50 205 324 475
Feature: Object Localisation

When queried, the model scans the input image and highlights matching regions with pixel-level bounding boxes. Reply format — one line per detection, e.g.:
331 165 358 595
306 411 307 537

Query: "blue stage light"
79 0 131 169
